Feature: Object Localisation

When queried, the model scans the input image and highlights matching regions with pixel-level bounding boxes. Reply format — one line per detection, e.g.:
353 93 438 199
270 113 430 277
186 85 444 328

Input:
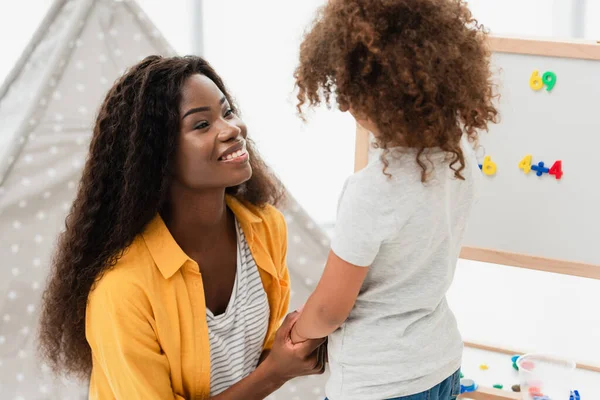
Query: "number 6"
529 70 543 91
482 156 497 176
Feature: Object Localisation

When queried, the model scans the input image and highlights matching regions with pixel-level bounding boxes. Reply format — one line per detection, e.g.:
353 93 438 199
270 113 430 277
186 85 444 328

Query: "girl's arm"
290 250 369 343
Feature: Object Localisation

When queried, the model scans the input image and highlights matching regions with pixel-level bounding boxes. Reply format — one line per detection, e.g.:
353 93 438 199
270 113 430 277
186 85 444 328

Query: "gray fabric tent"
0 0 329 398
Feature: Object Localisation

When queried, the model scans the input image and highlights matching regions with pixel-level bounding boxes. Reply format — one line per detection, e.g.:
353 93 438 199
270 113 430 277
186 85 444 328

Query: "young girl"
291 1 498 399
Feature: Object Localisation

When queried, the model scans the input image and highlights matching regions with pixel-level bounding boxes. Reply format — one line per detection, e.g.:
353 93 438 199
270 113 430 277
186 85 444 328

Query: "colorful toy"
460 378 478 394
549 160 563 179
531 161 549 177
530 70 544 91
512 384 521 392
493 384 504 389
529 385 544 397
479 363 489 371
518 155 533 174
511 355 520 371
482 155 497 176
570 389 581 400
542 71 557 91
519 156 562 179
530 70 557 92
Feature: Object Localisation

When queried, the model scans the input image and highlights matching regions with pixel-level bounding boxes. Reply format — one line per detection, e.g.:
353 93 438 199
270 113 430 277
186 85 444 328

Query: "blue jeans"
325 369 461 400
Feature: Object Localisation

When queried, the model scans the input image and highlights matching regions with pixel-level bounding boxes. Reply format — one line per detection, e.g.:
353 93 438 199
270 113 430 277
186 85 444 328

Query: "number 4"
549 160 563 180
519 155 532 174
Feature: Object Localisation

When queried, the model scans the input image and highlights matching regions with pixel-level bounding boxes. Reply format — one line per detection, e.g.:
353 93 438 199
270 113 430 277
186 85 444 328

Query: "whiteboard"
462 49 600 267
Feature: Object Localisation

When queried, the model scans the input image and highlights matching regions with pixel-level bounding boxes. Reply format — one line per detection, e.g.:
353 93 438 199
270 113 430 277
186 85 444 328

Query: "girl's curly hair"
38 55 284 378
295 0 498 181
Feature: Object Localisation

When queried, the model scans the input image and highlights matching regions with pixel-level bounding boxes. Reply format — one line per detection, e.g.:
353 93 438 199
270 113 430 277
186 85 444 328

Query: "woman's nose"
218 120 242 142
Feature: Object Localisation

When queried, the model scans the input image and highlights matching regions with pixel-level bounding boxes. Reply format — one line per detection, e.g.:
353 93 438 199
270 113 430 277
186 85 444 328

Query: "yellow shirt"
85 196 290 400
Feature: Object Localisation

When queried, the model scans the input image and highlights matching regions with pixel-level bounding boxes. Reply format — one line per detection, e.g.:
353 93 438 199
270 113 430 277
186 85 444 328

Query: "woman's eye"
194 121 209 130
224 108 234 118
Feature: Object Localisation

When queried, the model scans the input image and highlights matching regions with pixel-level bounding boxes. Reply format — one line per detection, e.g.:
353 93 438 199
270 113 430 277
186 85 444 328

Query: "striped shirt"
206 219 270 395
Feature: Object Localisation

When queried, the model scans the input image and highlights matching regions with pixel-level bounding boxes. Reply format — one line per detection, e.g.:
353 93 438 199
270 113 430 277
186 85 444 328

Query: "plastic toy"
529 386 544 397
542 71 557 91
479 363 489 371
493 384 503 389
570 390 581 400
511 384 521 392
459 371 464 379
460 378 478 394
531 161 549 177
518 155 532 174
482 155 497 176
530 70 557 92
519 156 563 179
530 70 544 91
549 160 563 179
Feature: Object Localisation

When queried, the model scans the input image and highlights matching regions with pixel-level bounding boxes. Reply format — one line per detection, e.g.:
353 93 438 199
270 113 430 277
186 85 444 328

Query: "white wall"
467 0 598 39
135 0 194 54
202 0 355 225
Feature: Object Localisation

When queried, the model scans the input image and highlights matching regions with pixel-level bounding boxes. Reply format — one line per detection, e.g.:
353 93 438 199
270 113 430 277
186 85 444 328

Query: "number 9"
542 71 557 91
529 70 543 91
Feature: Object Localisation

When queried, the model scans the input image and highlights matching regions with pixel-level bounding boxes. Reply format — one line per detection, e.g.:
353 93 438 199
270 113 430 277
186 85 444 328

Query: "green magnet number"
542 71 557 91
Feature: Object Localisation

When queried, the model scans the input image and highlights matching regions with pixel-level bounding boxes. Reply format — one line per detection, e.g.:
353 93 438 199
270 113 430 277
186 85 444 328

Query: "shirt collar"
142 195 263 279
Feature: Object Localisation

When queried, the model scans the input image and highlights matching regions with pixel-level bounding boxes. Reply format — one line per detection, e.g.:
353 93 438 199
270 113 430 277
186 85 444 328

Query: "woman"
38 55 325 399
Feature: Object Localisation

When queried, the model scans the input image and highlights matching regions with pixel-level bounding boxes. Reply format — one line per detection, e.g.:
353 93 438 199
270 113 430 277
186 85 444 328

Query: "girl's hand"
207 311 327 400
262 311 326 386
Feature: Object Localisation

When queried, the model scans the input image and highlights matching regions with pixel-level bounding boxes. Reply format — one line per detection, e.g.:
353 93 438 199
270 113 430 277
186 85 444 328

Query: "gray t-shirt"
326 138 480 400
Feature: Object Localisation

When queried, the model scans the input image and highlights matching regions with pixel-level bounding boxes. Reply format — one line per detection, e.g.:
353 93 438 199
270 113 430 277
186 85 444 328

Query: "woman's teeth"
222 149 245 161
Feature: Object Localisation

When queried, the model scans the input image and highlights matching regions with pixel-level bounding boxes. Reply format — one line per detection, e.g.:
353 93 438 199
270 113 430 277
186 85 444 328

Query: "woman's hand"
261 310 327 386
208 310 326 400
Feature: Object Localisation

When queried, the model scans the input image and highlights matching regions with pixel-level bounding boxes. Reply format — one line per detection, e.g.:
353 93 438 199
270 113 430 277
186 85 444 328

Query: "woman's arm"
208 359 281 400
290 250 369 343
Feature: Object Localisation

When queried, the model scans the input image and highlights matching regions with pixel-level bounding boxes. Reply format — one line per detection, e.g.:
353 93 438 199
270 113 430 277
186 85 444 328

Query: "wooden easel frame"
353 36 600 400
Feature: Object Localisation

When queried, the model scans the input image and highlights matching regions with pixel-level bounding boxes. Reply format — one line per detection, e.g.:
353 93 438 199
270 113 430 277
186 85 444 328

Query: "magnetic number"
542 71 557 91
518 154 532 174
529 70 543 91
530 70 557 92
549 160 563 179
482 155 497 176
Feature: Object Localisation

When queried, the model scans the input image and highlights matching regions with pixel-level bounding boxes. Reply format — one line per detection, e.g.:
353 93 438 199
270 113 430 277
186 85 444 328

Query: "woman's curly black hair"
295 0 499 181
38 55 284 378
